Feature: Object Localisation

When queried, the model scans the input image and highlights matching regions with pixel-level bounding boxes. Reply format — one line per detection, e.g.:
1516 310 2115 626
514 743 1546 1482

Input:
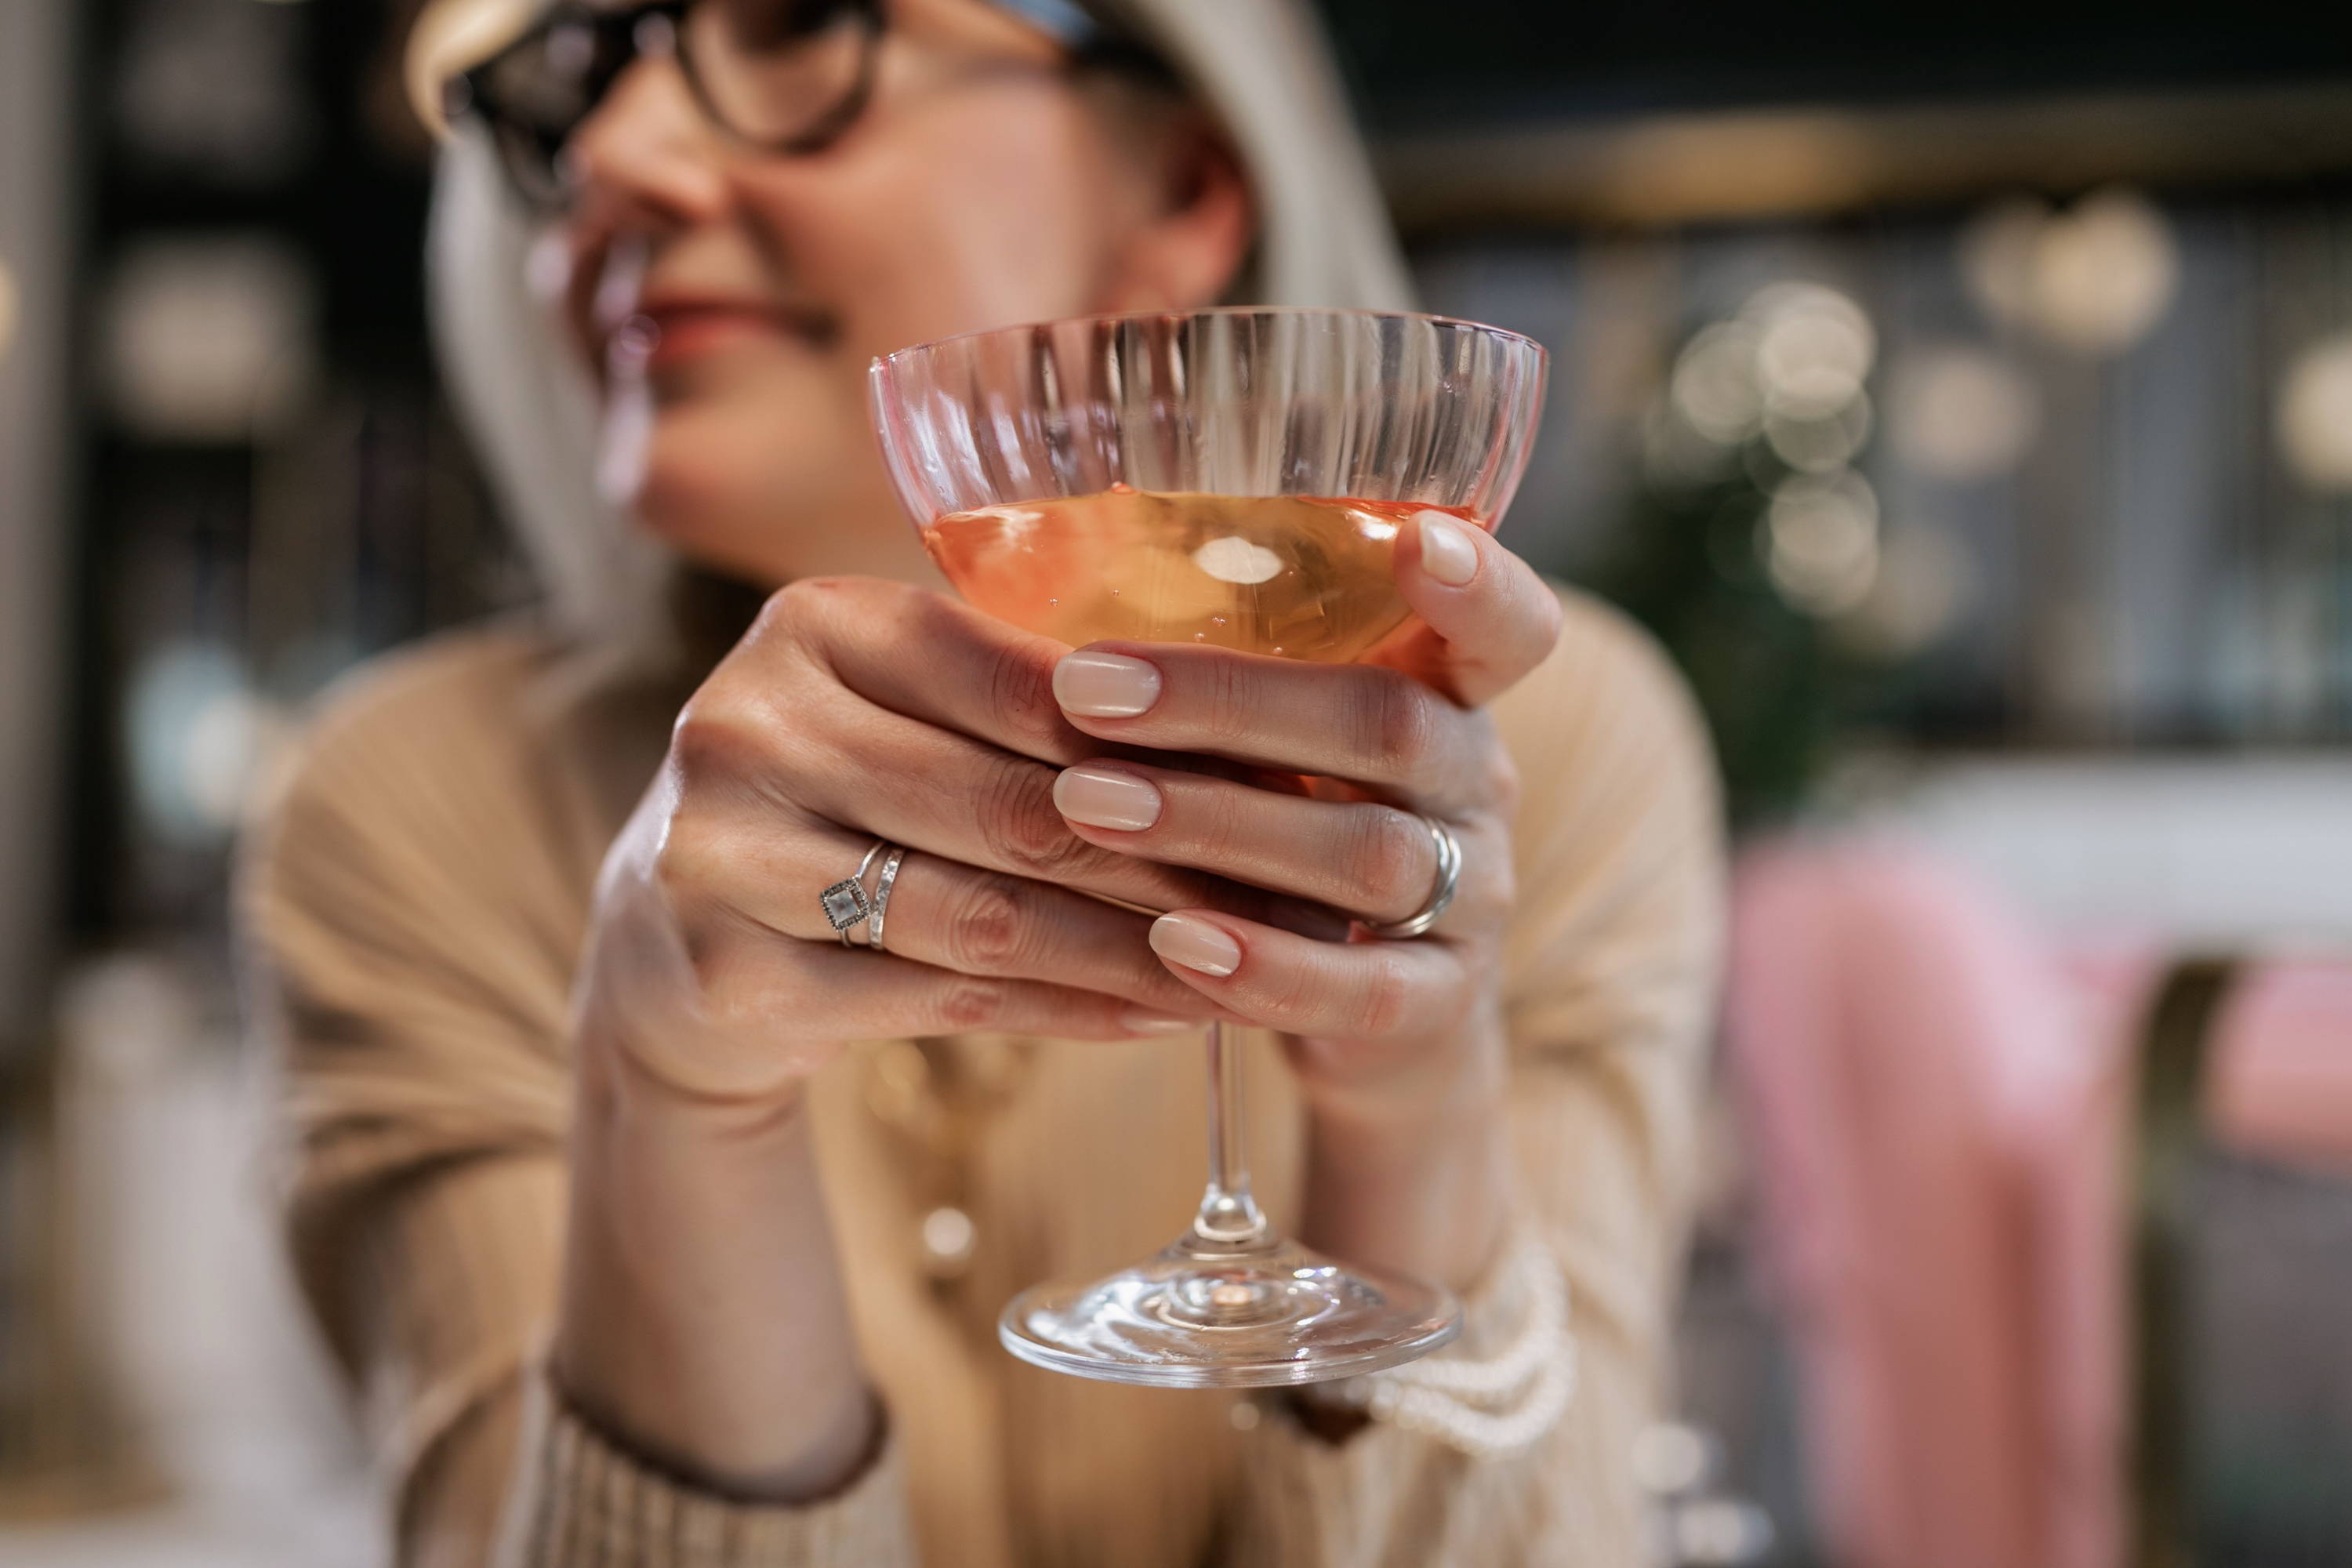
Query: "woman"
243 0 1724 1563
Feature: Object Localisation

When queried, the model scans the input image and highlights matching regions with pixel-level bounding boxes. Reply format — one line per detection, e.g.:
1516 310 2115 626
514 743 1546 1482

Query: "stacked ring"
1363 815 1462 940
866 845 907 953
818 839 910 950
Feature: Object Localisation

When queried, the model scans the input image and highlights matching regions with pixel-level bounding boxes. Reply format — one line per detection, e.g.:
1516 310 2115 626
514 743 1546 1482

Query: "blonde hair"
418 0 1416 651
406 0 539 139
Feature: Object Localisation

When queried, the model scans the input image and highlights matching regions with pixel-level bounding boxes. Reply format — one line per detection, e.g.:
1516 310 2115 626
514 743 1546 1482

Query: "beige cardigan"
241 588 1723 1568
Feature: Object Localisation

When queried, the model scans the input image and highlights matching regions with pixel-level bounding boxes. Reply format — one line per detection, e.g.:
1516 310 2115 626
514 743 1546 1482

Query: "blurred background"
2 1 2350 1563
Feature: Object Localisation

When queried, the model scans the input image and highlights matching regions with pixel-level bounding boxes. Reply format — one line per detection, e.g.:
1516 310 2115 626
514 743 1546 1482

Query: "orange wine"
922 486 1487 662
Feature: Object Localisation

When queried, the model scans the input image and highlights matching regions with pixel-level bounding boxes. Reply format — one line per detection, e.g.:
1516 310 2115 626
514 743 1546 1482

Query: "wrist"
1295 1007 1515 1294
576 1007 813 1141
559 1016 870 1501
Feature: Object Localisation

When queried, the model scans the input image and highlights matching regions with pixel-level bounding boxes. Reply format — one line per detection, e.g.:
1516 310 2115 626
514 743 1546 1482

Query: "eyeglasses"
446 0 1171 210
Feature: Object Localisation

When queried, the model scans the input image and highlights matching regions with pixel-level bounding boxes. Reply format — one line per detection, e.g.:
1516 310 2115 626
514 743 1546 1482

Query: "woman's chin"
623 442 938 590
626 475 791 590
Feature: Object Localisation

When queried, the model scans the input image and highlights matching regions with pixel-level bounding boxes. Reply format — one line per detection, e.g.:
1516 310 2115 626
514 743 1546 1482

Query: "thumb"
1372 509 1564 708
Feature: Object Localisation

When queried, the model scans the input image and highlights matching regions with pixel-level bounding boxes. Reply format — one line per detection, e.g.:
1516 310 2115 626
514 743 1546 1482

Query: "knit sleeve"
498 1373 915 1566
1228 591 1728 1566
238 633 919 1568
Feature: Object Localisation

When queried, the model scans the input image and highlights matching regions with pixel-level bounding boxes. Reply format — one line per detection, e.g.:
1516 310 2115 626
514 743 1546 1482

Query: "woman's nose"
566 56 734 229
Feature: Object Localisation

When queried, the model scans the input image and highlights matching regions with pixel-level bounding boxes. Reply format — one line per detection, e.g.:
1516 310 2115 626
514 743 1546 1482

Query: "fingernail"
1121 1010 1207 1036
1149 913 1241 978
1054 764 1163 831
1416 511 1479 587
1054 650 1161 718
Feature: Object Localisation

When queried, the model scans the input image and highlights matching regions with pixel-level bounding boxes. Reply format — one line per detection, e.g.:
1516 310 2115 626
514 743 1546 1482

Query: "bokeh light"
1748 281 1876 417
1632 1422 1717 1495
2031 189 2177 353
98 235 317 442
1765 391 1873 474
2277 332 2352 492
127 643 293 847
1667 281 1876 467
1670 321 1767 445
1836 521 1977 658
1958 196 2047 332
1961 188 2178 355
1762 470 1879 615
1888 346 2041 481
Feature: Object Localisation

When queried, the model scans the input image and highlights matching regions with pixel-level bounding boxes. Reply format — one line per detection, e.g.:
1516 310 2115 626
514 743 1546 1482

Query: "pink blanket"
1727 842 2352 1568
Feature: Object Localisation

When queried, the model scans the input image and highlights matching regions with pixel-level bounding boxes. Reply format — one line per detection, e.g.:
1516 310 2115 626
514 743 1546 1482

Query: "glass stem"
1191 1021 1271 1248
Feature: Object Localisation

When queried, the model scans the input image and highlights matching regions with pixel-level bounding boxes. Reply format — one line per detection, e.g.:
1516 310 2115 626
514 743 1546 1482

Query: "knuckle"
1486 748 1523 818
976 757 1091 877
648 808 724 902
670 689 769 783
752 577 829 641
937 975 1008 1033
757 575 898 650
672 898 749 1004
1479 852 1519 924
1201 656 1259 747
941 874 1030 973
1453 858 1514 935
985 639 1066 753
1348 953 1415 1038
1352 672 1440 780
1258 961 1327 1027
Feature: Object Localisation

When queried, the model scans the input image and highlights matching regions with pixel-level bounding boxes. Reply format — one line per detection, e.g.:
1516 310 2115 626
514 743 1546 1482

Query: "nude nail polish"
1150 913 1242 978
1121 1011 1207 1036
1417 511 1479 587
1054 765 1163 831
1054 650 1162 717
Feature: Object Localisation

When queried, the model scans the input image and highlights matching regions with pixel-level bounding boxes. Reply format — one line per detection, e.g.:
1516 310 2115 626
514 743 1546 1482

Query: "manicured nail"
1121 1010 1207 1036
1416 511 1479 587
1054 650 1162 717
1149 913 1241 978
1054 764 1163 831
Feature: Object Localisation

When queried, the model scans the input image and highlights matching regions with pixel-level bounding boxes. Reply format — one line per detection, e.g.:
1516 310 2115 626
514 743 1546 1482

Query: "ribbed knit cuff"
500 1370 915 1567
1444 1220 1543 1360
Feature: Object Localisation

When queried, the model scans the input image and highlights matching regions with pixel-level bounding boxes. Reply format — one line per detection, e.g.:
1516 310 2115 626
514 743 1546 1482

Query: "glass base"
998 1232 1461 1388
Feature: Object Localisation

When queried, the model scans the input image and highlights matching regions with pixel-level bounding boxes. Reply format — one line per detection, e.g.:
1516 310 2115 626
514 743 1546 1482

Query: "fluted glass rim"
869 305 1551 535
869 303 1547 372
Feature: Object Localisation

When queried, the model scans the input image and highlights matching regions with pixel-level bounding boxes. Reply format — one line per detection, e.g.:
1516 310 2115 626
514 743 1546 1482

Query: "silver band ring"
865 846 907 953
822 840 888 946
1363 815 1461 940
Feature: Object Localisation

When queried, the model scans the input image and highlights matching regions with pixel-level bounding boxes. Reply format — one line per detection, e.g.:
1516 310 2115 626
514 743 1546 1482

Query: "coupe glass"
869 307 1547 1387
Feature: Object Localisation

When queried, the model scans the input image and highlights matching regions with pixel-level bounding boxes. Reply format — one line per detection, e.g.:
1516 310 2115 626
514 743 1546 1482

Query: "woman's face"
558 0 1252 589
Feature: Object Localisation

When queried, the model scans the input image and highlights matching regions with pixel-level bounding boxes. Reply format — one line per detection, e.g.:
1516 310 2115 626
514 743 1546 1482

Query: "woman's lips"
630 302 835 373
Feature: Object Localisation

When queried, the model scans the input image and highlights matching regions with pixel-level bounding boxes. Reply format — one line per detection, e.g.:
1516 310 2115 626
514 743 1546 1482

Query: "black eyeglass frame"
446 0 1174 211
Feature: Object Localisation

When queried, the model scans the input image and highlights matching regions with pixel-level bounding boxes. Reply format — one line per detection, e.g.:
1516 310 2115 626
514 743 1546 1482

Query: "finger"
1049 760 1492 933
766 575 1190 774
699 928 1213 1041
1048 642 1497 812
1139 909 1472 1044
671 679 1333 934
662 815 1254 1024
1371 513 1565 709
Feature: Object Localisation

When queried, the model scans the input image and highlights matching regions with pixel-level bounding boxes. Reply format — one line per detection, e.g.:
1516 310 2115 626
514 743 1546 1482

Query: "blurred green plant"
1591 469 1838 829
1585 284 1952 829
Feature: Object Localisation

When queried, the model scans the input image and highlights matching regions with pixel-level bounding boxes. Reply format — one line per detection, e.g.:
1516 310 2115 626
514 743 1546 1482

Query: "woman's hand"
1041 512 1566 1289
579 576 1331 1108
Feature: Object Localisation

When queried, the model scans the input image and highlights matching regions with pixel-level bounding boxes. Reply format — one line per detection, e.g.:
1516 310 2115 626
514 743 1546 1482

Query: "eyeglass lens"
682 0 873 147
479 0 877 204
